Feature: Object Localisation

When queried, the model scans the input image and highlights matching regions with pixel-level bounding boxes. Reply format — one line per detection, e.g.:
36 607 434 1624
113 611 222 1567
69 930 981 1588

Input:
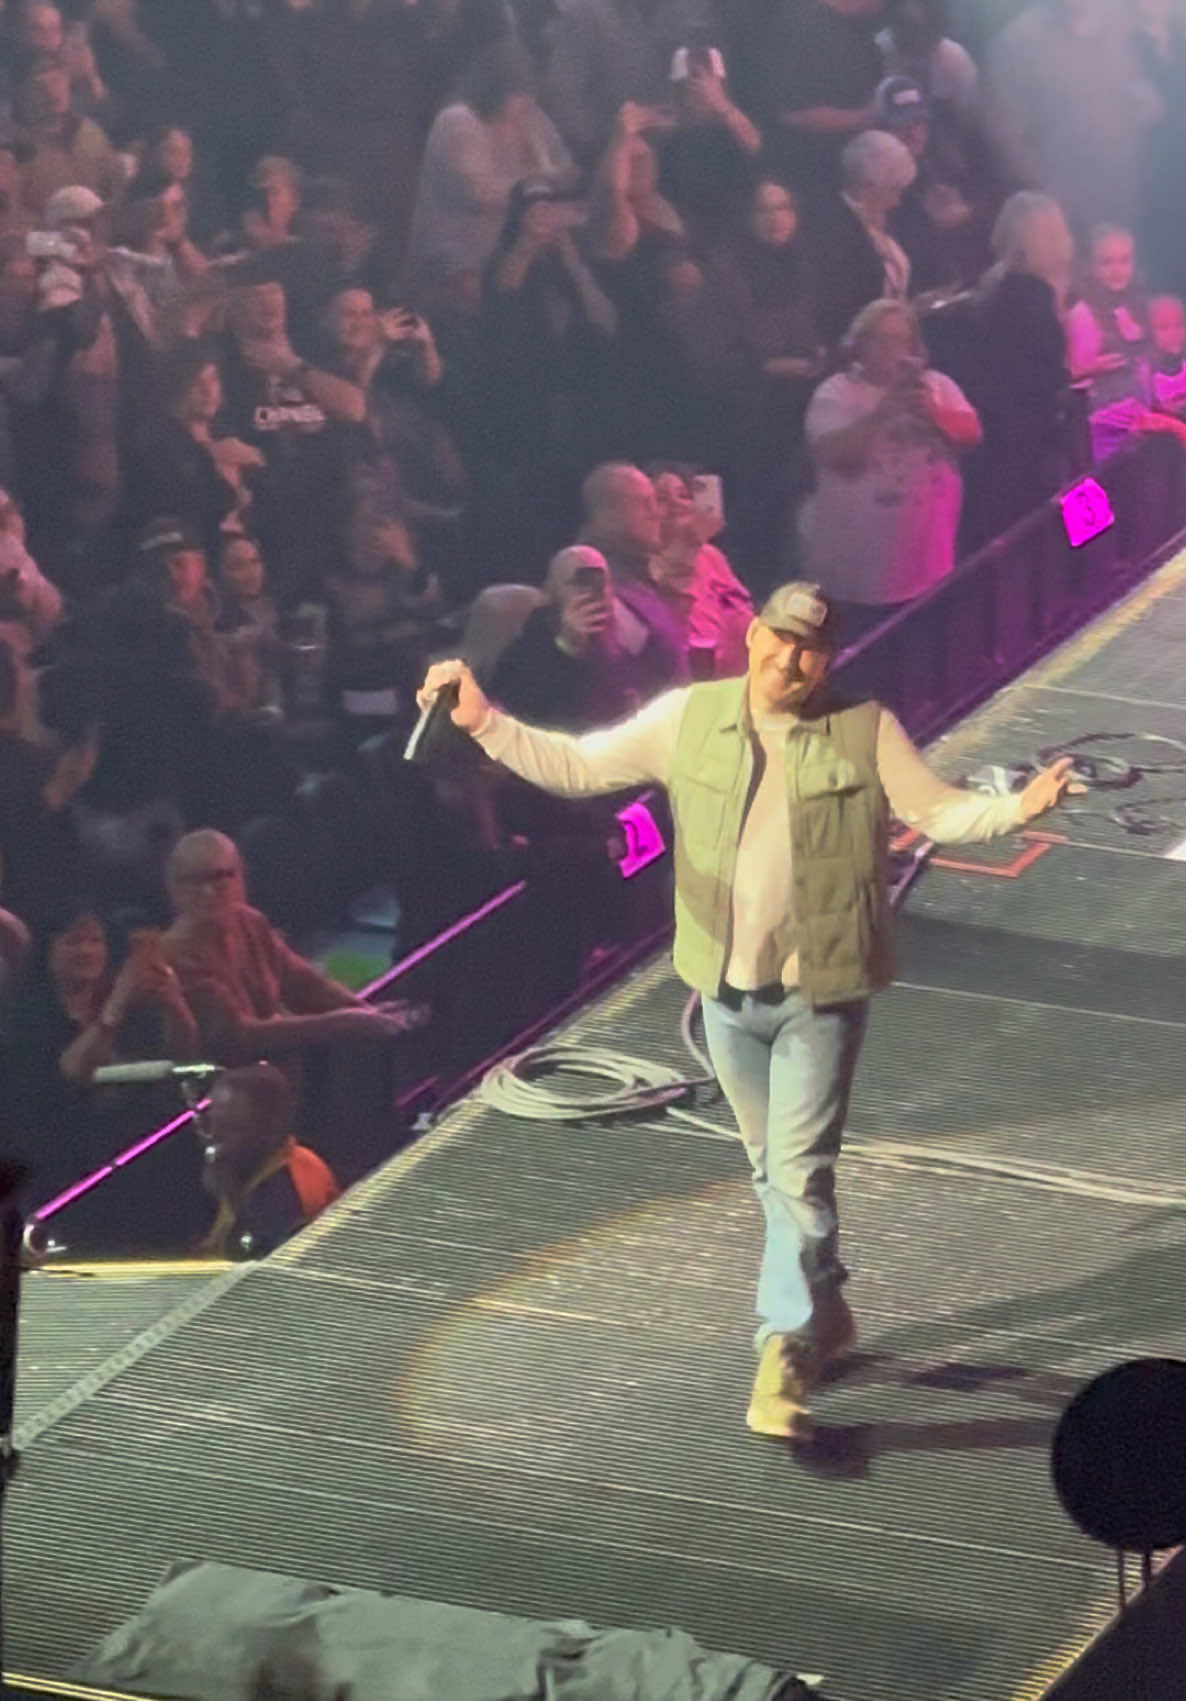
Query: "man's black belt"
716 982 786 1010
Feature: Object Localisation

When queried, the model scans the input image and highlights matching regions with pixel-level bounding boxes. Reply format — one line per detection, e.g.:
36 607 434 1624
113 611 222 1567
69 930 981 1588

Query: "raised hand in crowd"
378 307 443 385
43 724 100 812
209 437 265 478
102 931 189 1026
557 580 613 656
614 101 676 144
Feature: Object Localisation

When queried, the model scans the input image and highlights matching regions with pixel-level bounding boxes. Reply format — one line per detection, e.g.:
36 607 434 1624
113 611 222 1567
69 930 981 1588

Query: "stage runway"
10 553 1186 1701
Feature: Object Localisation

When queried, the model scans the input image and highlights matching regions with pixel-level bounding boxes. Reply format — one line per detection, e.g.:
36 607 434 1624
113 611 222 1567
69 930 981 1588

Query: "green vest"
667 678 894 1006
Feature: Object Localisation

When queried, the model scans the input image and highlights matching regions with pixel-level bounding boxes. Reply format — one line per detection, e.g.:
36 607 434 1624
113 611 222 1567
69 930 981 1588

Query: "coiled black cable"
1032 731 1186 834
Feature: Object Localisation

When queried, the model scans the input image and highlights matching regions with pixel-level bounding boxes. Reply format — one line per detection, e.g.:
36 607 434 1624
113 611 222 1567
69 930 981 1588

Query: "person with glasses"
161 829 422 1075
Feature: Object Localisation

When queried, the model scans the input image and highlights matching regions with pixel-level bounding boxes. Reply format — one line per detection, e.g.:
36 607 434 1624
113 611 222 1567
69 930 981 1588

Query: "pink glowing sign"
616 797 666 878
1060 478 1115 549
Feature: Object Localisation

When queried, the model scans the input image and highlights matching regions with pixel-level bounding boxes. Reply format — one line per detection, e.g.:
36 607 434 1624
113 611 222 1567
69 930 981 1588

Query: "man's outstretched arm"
418 661 689 797
877 709 1079 843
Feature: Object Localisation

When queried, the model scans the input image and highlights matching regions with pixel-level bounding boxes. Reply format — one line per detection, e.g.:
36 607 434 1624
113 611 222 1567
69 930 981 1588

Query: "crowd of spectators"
1 0 1185 1227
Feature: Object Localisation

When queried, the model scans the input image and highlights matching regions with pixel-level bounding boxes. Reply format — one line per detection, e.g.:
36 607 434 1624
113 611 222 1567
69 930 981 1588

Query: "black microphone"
404 678 462 765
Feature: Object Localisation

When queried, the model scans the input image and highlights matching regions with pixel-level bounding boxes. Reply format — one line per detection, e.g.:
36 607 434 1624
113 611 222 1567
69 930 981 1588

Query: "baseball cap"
874 76 930 130
45 185 105 228
138 516 202 559
757 582 837 644
670 44 727 81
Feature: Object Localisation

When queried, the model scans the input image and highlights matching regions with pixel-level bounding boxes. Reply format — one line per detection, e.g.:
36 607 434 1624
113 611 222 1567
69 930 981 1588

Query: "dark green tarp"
74 1561 817 1701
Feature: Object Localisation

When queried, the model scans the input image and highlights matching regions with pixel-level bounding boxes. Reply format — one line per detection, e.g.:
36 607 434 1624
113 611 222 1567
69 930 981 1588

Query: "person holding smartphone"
648 464 753 677
543 2 704 166
324 284 464 604
800 297 981 635
490 545 654 732
1 903 199 1196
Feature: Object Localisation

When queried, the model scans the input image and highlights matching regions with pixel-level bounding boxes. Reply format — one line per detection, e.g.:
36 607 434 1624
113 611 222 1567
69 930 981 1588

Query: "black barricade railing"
28 431 1186 1255
835 433 1186 743
29 848 675 1256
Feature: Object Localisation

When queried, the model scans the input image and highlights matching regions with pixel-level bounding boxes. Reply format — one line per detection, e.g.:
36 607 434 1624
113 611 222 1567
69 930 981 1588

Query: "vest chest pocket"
671 762 736 854
794 760 875 861
796 758 864 800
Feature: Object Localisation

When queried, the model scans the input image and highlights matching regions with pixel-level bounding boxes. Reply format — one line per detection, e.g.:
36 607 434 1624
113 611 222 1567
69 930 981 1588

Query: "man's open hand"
1019 756 1085 821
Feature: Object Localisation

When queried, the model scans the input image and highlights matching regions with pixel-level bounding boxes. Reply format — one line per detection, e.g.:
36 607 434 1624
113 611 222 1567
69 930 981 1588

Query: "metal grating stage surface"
11 554 1186 1701
15 1267 227 1431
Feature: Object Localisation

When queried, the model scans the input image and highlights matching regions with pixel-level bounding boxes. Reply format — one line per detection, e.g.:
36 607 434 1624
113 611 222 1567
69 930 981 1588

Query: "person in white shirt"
418 584 1077 1443
405 41 574 290
800 297 981 632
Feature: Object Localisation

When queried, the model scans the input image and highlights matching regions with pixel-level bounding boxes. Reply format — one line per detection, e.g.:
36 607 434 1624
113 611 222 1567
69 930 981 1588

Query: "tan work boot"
746 1333 820 1442
812 1288 858 1367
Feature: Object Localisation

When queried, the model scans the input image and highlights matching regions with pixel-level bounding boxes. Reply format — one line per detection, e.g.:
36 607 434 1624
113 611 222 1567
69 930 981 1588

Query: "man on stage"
420 583 1077 1442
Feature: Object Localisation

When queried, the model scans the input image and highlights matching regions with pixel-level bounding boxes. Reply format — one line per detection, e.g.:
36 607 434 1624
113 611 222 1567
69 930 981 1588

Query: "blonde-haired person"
987 189 1075 315
799 298 981 635
967 190 1074 537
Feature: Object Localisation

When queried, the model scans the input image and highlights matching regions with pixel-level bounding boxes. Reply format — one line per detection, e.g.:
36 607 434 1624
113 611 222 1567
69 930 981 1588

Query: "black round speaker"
1052 1358 1186 1552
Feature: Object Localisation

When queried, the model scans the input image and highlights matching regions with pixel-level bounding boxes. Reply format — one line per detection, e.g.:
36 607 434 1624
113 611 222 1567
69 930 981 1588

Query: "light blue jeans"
701 988 868 1346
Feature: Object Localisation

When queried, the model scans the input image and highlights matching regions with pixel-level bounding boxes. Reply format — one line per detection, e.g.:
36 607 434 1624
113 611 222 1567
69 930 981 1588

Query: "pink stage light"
615 797 666 878
1060 478 1115 548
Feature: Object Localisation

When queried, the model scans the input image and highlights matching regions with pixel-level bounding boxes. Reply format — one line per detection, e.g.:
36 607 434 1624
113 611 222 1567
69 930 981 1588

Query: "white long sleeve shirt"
475 688 1025 988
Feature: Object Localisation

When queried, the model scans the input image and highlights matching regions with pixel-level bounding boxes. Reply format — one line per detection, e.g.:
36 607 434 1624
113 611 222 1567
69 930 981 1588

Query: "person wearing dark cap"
419 589 1079 1444
877 0 979 128
876 74 988 291
137 516 249 717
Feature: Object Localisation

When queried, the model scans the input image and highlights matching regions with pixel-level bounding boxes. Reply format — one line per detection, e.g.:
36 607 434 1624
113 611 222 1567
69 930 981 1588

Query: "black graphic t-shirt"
220 346 353 603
